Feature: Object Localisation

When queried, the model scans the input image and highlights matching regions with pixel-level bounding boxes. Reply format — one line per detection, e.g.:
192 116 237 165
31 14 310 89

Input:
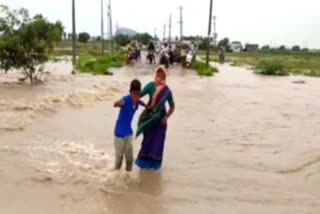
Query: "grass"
190 59 218 76
254 59 288 76
76 52 124 75
199 51 320 77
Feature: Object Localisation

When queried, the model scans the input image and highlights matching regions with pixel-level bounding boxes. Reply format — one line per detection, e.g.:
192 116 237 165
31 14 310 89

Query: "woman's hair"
156 66 167 76
130 79 141 92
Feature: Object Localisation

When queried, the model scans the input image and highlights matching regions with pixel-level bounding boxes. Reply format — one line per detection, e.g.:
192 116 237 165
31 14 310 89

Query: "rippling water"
1 60 320 214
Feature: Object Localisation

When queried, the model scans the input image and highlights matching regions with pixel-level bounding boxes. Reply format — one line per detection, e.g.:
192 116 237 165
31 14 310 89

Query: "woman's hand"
161 116 168 125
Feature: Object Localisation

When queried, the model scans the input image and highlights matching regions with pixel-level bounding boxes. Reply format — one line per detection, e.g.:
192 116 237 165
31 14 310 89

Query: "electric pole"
116 22 119 33
213 16 217 46
206 0 213 67
168 13 172 44
101 0 105 55
178 6 183 41
163 24 167 42
108 0 113 52
72 0 76 74
154 28 157 40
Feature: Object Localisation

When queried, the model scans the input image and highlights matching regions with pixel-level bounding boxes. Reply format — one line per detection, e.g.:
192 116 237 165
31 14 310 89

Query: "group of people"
147 42 192 68
125 41 142 65
113 65 175 171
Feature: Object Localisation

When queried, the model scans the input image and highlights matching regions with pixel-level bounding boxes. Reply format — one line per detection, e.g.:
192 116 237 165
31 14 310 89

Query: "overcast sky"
3 0 320 48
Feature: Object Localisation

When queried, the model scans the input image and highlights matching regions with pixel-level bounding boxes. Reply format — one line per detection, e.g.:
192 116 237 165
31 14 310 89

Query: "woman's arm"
161 91 175 125
166 104 175 118
162 104 175 125
140 82 152 98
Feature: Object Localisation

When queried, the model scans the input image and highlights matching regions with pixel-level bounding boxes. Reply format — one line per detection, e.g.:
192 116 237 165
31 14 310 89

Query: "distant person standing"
148 42 155 52
181 47 187 66
147 42 156 64
168 45 174 65
219 47 225 63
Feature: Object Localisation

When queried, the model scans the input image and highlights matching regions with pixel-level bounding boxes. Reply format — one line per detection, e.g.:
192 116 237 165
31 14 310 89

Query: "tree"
292 45 301 51
54 20 64 40
114 34 130 46
78 32 90 43
199 38 210 50
0 5 63 84
133 33 153 45
218 37 231 52
261 45 270 51
183 36 198 41
278 45 286 51
95 36 101 42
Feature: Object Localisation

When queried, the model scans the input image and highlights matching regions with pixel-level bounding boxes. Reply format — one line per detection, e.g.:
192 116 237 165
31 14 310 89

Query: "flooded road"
1 60 320 214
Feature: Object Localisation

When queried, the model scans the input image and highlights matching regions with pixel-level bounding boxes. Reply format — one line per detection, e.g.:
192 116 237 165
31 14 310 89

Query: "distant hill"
115 27 137 37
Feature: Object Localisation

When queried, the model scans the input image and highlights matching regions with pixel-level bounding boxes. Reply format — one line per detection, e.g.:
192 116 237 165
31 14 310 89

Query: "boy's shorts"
114 135 133 171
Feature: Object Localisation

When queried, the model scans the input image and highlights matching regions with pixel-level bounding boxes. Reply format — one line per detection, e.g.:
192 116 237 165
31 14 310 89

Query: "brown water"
1 60 320 214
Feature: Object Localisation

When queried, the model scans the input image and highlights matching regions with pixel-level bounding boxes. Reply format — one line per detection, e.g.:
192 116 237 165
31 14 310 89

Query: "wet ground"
1 60 320 214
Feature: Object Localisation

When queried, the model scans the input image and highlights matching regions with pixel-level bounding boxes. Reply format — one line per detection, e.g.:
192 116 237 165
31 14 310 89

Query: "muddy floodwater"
1 60 320 214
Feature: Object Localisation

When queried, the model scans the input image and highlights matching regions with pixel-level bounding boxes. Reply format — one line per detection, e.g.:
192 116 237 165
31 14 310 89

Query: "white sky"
3 0 320 48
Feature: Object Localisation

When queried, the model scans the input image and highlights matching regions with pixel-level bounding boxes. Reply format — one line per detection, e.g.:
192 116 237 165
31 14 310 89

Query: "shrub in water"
255 60 288 76
190 60 218 76
77 52 124 75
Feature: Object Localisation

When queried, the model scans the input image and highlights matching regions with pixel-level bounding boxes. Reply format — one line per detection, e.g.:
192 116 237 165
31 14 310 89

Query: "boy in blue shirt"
113 79 147 171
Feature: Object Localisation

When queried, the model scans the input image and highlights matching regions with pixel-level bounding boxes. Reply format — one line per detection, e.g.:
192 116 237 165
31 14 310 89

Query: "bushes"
255 60 288 76
190 60 218 76
77 52 124 75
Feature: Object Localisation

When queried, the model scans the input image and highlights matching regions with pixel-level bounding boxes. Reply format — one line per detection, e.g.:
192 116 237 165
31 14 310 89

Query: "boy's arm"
114 99 125 107
139 100 148 108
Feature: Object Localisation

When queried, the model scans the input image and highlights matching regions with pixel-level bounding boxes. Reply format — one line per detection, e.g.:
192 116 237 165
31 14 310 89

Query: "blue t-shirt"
114 95 140 138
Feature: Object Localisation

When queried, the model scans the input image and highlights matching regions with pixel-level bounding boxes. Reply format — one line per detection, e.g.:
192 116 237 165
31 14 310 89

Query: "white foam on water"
0 139 139 189
0 85 120 131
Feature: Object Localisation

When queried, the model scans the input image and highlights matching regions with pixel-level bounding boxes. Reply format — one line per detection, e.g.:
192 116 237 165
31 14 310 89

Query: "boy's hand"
114 100 125 107
139 100 148 108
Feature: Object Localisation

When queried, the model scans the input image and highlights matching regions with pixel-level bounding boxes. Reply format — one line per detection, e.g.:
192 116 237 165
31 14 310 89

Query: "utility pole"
154 28 157 40
108 0 113 52
206 0 213 67
116 22 119 33
213 16 217 46
101 0 105 55
163 23 167 42
168 13 172 44
72 0 76 74
178 6 183 41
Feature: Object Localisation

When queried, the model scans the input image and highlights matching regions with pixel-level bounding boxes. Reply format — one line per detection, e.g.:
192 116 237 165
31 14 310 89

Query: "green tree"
54 20 64 39
218 37 231 52
292 45 301 51
133 33 153 45
95 36 101 42
198 38 210 50
114 34 130 46
278 45 286 51
261 45 270 51
78 32 90 43
0 5 63 84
